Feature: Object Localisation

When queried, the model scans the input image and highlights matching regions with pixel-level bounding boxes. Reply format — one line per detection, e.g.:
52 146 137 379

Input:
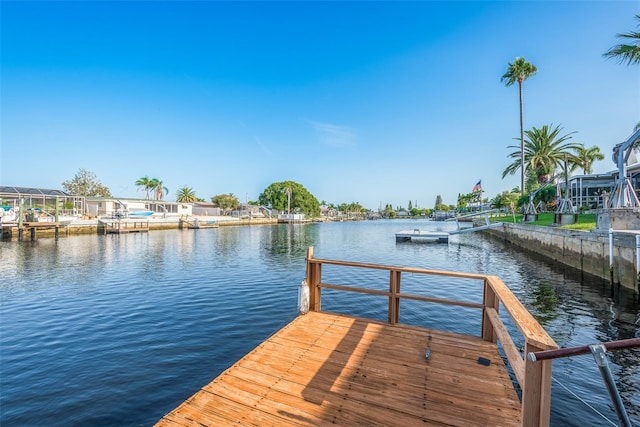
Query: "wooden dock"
156 312 522 426
99 219 149 234
1 222 67 241
156 247 558 427
179 215 219 229
396 229 450 243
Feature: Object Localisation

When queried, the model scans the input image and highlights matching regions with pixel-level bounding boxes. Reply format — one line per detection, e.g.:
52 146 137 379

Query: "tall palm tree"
150 178 169 200
135 176 153 199
502 124 582 185
176 186 198 203
603 14 640 65
574 145 605 175
501 57 538 193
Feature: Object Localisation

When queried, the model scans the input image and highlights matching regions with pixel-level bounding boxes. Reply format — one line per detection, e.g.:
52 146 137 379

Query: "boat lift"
395 210 503 243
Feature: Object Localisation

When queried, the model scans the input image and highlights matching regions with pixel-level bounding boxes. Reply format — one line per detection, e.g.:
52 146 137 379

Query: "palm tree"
176 186 198 203
501 57 538 193
150 178 169 200
284 187 292 214
603 14 640 65
574 145 605 175
135 176 153 199
502 124 582 185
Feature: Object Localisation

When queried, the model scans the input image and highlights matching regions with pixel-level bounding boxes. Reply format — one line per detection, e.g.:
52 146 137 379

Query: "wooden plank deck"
155 311 521 426
100 219 149 234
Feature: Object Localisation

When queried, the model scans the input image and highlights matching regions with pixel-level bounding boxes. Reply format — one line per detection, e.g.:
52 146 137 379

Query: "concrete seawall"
483 223 639 292
1 216 278 240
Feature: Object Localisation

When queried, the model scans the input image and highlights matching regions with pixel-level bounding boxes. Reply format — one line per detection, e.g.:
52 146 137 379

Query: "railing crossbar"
318 282 484 309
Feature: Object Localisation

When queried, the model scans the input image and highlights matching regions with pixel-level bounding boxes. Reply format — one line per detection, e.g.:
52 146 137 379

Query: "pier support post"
306 247 322 312
388 270 401 325
522 342 553 427
481 279 499 342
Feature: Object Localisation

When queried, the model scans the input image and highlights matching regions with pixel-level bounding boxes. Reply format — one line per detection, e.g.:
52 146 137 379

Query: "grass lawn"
490 212 597 230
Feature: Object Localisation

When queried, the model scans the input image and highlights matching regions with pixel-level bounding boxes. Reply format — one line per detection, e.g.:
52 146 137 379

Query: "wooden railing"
305 247 558 427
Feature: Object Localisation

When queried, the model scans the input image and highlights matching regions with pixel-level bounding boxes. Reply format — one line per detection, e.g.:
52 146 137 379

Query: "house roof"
0 186 71 197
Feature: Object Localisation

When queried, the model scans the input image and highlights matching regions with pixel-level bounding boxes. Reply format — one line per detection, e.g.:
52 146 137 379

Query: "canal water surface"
1 220 638 426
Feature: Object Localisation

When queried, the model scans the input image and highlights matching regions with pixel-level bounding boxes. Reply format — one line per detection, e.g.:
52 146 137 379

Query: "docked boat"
0 206 18 222
127 210 155 217
1 206 78 225
33 214 78 225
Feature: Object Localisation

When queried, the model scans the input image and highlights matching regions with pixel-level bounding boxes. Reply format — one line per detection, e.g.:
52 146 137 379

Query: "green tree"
603 14 640 65
573 145 605 175
150 178 168 200
175 186 198 203
491 190 520 220
502 124 581 185
258 181 320 217
434 195 443 209
382 204 397 218
457 192 480 210
135 176 153 199
408 200 413 211
338 202 365 219
501 57 538 193
62 168 112 197
211 193 240 211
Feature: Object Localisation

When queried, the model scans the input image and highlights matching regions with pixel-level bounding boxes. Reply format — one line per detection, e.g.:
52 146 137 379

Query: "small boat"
1 206 18 223
127 210 155 217
33 215 78 225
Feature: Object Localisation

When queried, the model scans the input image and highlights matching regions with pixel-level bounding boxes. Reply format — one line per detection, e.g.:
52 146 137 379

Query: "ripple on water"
1 222 638 426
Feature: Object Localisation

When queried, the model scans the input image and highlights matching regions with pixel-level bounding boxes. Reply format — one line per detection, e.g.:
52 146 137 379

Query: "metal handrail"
527 337 640 362
528 337 639 427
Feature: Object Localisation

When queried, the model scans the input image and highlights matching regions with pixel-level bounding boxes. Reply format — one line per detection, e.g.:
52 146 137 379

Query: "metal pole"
636 235 640 301
589 344 632 427
609 228 615 289
527 337 640 362
18 198 24 241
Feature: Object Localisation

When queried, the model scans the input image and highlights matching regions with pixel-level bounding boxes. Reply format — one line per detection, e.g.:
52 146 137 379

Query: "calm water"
1 220 638 426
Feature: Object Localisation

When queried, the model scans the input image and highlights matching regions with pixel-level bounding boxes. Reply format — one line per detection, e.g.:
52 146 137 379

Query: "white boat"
127 210 154 217
1 206 17 223
33 215 78 225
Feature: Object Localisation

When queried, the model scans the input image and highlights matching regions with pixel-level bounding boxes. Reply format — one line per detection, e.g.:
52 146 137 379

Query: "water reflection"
0 220 638 426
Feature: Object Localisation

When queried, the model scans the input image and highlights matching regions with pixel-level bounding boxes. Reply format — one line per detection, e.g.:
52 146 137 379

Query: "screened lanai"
568 163 640 210
0 186 85 215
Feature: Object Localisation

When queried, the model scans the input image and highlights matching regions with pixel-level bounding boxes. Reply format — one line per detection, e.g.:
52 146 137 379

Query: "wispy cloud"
307 120 356 147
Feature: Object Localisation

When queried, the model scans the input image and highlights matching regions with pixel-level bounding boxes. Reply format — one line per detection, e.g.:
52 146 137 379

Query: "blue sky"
1 1 638 210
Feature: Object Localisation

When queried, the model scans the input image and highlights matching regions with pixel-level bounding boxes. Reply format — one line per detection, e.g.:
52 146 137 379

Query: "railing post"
481 279 498 342
521 341 553 427
306 247 322 312
388 270 401 324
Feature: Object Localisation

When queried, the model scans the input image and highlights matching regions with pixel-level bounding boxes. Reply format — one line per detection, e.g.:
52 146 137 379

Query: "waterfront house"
0 186 85 216
568 162 640 210
85 197 192 218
